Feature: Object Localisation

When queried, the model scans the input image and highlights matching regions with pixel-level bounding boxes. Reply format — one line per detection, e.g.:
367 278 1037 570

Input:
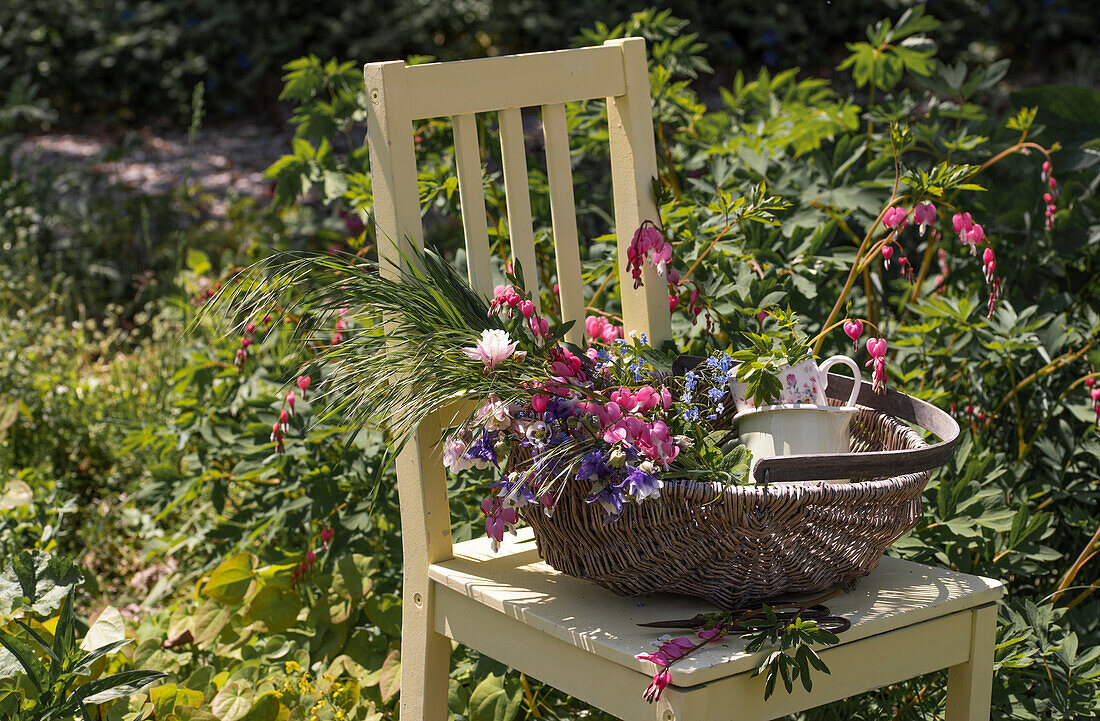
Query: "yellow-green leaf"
202 554 255 606
378 649 400 703
81 606 126 652
245 585 300 634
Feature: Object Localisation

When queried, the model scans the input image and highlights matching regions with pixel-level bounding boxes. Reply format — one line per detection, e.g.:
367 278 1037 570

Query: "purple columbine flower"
493 477 537 506
577 450 614 482
623 466 663 503
586 484 624 521
464 431 499 465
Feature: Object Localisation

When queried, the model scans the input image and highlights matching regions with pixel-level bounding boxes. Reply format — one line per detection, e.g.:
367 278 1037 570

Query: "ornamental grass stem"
1051 521 1100 605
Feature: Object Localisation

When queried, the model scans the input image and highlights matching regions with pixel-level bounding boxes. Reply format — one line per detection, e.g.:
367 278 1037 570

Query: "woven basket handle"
751 373 961 484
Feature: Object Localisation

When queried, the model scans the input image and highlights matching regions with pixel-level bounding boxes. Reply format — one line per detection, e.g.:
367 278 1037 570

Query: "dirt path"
17 122 293 211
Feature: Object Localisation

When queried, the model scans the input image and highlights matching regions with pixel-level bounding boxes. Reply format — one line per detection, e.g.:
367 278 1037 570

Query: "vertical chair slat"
541 103 585 347
498 107 541 307
451 113 493 298
605 38 672 345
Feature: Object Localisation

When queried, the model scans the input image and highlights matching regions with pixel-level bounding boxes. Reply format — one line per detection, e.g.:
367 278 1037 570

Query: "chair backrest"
364 39 672 565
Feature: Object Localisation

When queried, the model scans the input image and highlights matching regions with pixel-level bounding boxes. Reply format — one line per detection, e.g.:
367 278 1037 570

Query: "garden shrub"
1 0 1097 125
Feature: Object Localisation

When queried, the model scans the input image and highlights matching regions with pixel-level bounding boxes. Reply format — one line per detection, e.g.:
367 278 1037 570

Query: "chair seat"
429 527 1004 689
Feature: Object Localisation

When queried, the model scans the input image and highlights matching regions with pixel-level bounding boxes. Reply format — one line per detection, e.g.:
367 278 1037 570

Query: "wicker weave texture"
521 408 930 609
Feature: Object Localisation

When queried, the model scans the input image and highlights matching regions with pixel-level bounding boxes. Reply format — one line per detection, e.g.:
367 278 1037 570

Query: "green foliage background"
2 4 1100 720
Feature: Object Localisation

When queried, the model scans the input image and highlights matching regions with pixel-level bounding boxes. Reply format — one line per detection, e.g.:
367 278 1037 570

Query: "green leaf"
78 669 168 705
211 680 254 721
0 550 83 616
238 691 281 721
0 629 47 690
201 554 255 605
190 598 231 647
331 554 375 601
363 593 402 638
186 249 212 276
468 673 522 721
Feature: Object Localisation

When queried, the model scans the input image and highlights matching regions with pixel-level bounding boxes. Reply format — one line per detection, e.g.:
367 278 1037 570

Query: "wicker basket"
518 378 958 609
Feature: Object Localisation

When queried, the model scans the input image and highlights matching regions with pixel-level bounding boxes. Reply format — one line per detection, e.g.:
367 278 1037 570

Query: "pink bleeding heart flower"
913 202 936 236
883 206 909 231
952 212 973 240
881 244 894 269
635 651 671 668
843 319 864 351
297 375 311 398
1085 377 1095 389
697 627 725 641
627 221 674 289
286 390 296 416
965 224 985 254
642 670 672 704
982 247 996 284
865 338 888 394
1091 388 1100 402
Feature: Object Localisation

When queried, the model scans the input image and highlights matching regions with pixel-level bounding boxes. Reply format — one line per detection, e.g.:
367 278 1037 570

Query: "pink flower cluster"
291 526 336 589
1041 161 1058 231
879 201 1003 318
635 627 726 703
272 376 311 455
333 308 348 345
585 315 623 344
489 285 549 344
627 221 673 289
235 321 257 372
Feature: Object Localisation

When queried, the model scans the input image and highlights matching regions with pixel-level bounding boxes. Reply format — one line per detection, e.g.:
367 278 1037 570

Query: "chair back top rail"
386 45 628 120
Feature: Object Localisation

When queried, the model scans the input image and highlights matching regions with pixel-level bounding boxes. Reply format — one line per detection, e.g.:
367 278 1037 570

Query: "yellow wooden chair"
364 39 1004 721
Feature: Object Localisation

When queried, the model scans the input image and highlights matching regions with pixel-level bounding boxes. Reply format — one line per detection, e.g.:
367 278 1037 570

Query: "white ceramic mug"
733 404 860 483
729 355 862 413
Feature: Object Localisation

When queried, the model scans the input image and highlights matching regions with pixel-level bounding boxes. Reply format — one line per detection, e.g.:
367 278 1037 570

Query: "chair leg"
945 604 997 721
399 584 451 721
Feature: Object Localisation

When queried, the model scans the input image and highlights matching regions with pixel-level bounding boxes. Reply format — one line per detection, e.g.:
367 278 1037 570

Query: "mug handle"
819 355 862 407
